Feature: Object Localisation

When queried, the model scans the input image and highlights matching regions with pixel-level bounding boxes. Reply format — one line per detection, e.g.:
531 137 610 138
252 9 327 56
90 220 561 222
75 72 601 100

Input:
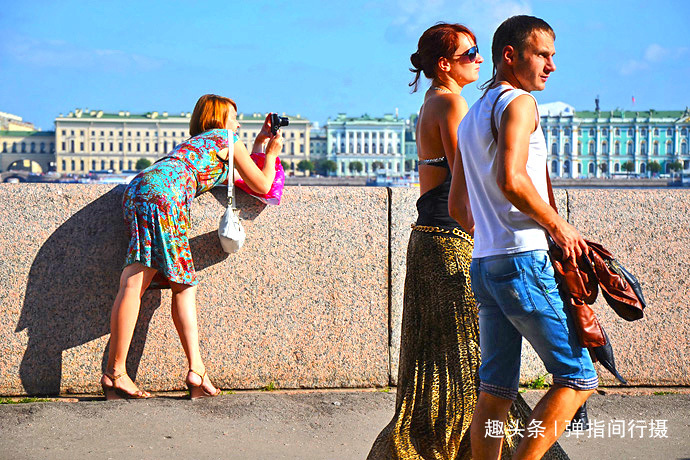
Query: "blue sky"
2 0 688 130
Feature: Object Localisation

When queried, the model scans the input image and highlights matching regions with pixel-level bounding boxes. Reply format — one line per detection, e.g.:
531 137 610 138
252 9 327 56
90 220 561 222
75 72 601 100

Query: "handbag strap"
489 87 558 214
227 129 236 211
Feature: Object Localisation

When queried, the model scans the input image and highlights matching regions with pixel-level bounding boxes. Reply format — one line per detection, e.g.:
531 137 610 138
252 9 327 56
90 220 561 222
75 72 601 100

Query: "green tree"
372 161 385 171
313 159 337 176
297 160 314 173
349 161 363 173
668 160 683 172
621 160 635 173
280 160 290 172
135 158 151 170
647 161 662 174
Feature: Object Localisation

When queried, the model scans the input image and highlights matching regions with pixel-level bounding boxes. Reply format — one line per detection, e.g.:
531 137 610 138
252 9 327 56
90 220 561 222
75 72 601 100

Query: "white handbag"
218 130 246 253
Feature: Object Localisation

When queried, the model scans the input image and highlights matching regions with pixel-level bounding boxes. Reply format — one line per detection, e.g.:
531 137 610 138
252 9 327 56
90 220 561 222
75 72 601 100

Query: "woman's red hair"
409 23 477 92
189 94 237 137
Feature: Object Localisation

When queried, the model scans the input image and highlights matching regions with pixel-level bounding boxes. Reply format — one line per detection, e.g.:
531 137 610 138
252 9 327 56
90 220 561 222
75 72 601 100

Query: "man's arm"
496 94 587 263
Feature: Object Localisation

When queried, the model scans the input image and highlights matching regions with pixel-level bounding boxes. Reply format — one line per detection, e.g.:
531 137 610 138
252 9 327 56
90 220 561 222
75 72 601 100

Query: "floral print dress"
122 129 239 287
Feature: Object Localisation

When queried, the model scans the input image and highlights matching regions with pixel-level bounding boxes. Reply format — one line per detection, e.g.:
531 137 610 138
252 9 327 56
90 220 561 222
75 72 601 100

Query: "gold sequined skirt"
367 226 569 460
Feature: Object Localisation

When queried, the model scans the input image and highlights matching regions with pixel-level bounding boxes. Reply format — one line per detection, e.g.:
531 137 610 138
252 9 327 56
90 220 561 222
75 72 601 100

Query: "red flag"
632 96 636 105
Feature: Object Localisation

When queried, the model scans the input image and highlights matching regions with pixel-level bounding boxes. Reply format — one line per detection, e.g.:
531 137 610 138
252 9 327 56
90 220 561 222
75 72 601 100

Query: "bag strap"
227 129 236 211
490 88 513 145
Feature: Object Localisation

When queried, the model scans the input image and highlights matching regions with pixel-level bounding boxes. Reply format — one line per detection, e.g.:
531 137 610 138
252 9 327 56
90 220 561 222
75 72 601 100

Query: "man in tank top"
451 15 597 460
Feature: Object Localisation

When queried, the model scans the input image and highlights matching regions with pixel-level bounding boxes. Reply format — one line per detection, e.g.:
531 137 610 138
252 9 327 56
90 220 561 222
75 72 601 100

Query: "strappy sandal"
186 369 221 400
101 372 152 400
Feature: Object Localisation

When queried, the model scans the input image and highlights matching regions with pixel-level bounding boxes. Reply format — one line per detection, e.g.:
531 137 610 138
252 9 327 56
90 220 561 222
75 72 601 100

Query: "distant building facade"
0 112 55 173
325 113 405 176
541 103 690 177
52 108 311 174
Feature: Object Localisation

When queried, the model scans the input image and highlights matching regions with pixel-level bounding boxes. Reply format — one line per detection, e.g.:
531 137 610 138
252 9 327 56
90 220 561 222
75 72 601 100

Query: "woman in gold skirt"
367 23 566 460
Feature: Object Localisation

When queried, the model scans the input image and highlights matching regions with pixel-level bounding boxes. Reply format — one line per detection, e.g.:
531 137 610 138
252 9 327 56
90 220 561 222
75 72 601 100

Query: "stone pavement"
0 388 688 460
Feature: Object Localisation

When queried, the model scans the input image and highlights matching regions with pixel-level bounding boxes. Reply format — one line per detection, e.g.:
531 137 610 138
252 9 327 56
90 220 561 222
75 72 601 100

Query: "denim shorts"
470 250 598 400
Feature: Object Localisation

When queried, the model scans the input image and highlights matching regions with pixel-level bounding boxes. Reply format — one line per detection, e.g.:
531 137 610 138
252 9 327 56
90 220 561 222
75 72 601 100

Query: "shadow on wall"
14 186 242 395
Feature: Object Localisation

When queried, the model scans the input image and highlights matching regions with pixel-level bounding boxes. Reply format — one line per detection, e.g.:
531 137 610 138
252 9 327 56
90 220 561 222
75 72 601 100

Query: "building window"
30 142 36 153
681 128 688 136
602 141 609 154
626 141 633 155
551 142 558 154
21 143 26 153
564 160 570 174
602 128 608 136
564 143 571 155
614 141 620 155
91 142 96 151
564 128 571 136
80 142 84 151
666 140 673 154
101 142 105 151
614 163 620 172
641 128 647 136
71 160 75 170
551 160 558 173
119 160 123 170
92 160 96 170
654 141 659 155
1 142 5 153
577 162 582 174
40 142 45 153
101 160 106 170
588 140 595 154
110 160 115 169
640 163 646 174
682 142 688 155
641 140 647 155
615 128 620 136
589 128 595 136
300 144 304 153
654 128 659 136
128 142 132 151
588 162 595 174
551 128 558 136
146 143 149 152
667 128 673 136
62 160 66 170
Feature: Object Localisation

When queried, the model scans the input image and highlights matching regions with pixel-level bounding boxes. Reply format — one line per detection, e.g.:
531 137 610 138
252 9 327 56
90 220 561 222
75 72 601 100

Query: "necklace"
431 86 452 94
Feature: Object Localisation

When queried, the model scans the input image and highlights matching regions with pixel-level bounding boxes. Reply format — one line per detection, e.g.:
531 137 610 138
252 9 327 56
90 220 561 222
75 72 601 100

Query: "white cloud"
644 44 669 62
2 36 164 72
382 0 532 43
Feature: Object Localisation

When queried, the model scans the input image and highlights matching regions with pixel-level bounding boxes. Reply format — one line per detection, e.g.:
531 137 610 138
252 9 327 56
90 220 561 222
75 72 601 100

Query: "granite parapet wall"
0 184 688 395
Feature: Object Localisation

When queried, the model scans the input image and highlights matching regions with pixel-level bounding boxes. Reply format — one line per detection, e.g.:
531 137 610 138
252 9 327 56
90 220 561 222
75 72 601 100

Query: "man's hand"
548 217 588 264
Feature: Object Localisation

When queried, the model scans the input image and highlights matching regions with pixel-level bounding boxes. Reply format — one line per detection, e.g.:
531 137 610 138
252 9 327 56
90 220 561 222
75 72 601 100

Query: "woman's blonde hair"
189 94 237 137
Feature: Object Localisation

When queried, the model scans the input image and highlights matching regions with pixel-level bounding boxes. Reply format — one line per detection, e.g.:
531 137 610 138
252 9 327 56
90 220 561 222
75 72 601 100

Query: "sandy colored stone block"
0 184 389 395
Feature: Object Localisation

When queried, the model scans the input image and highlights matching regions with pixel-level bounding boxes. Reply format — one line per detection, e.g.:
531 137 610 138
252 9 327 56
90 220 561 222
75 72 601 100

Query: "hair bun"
410 51 422 69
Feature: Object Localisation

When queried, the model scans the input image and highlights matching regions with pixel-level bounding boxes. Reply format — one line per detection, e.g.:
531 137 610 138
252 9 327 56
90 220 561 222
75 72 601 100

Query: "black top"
415 157 460 228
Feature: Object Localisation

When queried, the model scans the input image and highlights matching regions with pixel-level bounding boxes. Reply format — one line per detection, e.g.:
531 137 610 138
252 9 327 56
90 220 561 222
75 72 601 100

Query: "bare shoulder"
503 94 538 127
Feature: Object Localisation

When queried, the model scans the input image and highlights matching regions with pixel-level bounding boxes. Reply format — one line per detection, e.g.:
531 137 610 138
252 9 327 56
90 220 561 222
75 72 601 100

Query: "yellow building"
55 108 311 174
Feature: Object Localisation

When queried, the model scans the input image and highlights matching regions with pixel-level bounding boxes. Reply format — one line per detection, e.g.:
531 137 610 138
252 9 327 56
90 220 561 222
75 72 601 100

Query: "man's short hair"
481 15 555 92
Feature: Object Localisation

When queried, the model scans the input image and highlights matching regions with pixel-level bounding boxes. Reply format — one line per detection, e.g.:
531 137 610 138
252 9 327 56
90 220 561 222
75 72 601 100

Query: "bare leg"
102 263 156 395
470 392 514 460
170 282 219 395
512 385 594 460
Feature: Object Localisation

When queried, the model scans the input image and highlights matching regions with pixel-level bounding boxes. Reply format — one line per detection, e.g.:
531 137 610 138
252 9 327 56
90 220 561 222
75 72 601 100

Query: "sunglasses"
451 45 479 63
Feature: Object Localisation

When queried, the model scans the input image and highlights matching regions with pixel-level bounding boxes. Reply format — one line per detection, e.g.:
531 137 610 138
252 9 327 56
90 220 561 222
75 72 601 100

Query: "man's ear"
438 56 451 73
503 45 516 65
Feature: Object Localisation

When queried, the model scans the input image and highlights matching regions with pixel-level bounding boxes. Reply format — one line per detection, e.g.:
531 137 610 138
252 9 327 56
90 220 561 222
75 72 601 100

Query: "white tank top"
457 85 549 258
